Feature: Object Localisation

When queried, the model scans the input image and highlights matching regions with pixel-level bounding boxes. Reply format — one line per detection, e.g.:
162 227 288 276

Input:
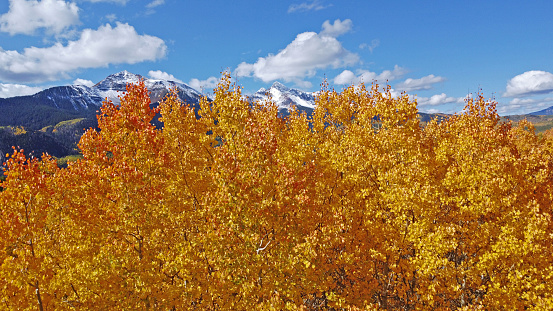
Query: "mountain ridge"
4 71 553 118
248 81 317 116
0 71 209 163
1 71 553 166
0 71 207 130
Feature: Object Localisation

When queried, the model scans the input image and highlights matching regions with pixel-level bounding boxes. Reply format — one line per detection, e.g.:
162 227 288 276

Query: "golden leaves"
1 75 552 309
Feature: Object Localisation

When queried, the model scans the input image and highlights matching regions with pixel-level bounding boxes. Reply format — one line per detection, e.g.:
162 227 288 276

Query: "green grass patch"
53 118 87 132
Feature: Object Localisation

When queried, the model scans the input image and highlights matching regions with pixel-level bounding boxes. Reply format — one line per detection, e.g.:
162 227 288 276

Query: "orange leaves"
1 75 553 309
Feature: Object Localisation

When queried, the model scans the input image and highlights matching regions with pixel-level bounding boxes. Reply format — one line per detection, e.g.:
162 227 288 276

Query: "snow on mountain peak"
94 71 143 91
16 70 208 109
250 81 316 112
115 70 141 80
271 81 289 91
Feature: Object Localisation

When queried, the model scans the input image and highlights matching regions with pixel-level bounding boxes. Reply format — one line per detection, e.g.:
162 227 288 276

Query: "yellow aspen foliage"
1 74 553 310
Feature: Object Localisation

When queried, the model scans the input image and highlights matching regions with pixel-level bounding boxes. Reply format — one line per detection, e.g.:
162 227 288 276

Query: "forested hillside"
0 118 96 166
0 96 96 131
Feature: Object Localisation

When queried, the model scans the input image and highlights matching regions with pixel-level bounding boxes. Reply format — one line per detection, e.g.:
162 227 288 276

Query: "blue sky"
0 0 552 115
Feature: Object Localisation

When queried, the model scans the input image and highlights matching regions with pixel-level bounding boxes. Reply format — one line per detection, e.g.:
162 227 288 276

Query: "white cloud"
288 0 330 13
189 76 219 91
395 74 446 92
148 70 183 83
510 98 538 105
146 0 164 9
497 97 553 115
0 22 167 83
416 93 462 106
0 0 80 35
359 39 379 53
0 83 43 98
504 70 553 97
236 21 359 85
375 66 408 82
333 70 356 84
320 19 352 37
73 78 94 87
333 65 408 85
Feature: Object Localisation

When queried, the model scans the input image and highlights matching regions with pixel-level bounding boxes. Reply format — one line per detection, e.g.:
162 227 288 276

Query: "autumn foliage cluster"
1 75 553 310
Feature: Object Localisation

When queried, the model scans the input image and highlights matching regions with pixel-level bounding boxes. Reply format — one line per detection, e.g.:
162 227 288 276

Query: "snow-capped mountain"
1 70 206 113
29 84 105 111
89 70 206 106
0 70 208 130
93 70 142 92
249 81 316 115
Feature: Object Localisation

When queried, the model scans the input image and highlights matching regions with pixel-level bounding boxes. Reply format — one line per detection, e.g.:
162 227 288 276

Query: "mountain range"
0 71 320 163
0 71 207 131
249 81 316 116
1 70 553 164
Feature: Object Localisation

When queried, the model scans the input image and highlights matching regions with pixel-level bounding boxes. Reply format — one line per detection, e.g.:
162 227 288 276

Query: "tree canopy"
1 75 553 310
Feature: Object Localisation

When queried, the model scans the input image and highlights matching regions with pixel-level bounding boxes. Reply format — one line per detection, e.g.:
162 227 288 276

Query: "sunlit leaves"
1 75 552 309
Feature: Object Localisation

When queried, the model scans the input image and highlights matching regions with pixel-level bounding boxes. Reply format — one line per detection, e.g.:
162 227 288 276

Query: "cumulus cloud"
320 19 352 37
0 83 43 98
189 76 219 92
333 70 356 84
415 93 462 106
0 0 80 35
148 70 183 83
504 70 553 97
395 74 446 92
334 70 365 85
236 20 358 86
288 0 330 13
0 22 167 83
73 78 94 87
333 65 408 85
